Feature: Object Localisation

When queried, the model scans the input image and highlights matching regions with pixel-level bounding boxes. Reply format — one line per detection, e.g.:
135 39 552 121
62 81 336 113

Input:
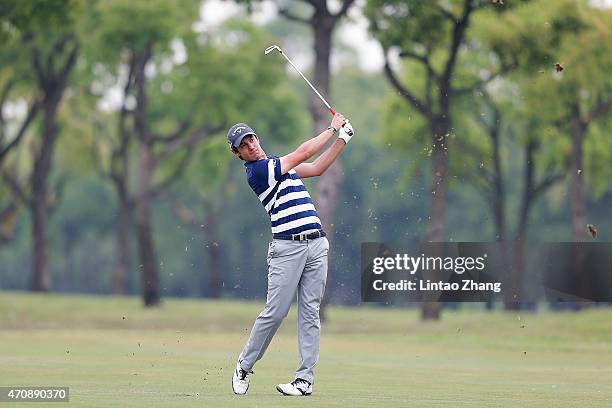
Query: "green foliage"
476 0 588 73
0 0 76 42
0 0 80 106
151 18 307 193
511 4 612 197
363 0 535 186
365 1 450 53
584 122 612 198
87 0 198 64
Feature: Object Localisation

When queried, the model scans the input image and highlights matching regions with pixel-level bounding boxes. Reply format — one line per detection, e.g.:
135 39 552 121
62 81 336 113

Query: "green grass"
1 291 612 407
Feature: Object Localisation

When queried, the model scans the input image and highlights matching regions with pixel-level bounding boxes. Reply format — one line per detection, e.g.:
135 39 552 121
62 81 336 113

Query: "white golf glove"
338 121 354 144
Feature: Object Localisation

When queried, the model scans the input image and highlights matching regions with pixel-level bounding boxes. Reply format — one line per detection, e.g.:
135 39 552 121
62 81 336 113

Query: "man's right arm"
279 113 345 175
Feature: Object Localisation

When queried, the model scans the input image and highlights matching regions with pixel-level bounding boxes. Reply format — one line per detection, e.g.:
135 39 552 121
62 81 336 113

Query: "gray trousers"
238 236 329 384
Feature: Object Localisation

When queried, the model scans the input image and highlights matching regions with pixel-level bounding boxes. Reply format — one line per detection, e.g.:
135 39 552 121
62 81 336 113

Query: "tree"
161 21 306 299
1 0 79 291
365 0 525 318
85 0 304 305
82 0 216 305
480 0 610 308
530 8 612 241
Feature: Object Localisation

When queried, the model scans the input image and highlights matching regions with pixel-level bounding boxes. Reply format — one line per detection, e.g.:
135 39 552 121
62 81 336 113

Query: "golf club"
265 44 353 136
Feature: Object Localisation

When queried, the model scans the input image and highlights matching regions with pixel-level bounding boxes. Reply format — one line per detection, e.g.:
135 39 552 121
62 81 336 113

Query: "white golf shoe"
231 361 253 395
276 378 312 396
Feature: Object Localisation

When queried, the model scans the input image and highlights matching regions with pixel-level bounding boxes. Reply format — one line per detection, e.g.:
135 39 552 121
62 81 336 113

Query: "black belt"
273 230 326 241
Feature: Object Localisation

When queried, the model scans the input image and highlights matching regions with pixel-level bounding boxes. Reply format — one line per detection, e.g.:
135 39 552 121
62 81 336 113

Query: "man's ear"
231 146 244 161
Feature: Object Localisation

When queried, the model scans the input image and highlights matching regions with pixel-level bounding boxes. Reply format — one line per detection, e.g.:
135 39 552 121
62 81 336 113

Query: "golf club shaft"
279 51 336 116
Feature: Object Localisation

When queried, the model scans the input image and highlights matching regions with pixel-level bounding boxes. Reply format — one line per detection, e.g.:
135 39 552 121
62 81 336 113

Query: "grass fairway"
1 292 612 407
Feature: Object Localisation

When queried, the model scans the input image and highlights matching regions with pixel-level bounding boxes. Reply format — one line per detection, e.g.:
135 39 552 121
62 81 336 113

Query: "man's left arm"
295 122 354 178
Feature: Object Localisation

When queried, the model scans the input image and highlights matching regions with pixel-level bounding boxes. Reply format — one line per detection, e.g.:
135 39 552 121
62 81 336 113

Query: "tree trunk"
312 18 337 236
569 109 586 242
205 206 222 299
62 223 78 291
112 186 131 295
30 101 60 291
31 187 50 292
136 141 160 306
486 114 505 310
133 43 160 307
505 141 536 310
491 119 505 242
426 123 450 242
310 15 338 322
111 58 135 295
0 203 17 245
421 118 450 320
569 107 590 310
28 36 77 292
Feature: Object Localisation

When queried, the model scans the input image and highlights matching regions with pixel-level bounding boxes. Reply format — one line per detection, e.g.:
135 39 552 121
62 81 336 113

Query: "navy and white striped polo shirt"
244 155 322 235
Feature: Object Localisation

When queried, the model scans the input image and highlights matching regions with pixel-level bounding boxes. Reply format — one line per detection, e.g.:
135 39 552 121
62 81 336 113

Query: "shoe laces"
291 378 310 388
238 367 253 381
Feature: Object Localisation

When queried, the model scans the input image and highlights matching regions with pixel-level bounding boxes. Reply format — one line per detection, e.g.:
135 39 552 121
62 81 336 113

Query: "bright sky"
198 0 612 73
198 0 385 72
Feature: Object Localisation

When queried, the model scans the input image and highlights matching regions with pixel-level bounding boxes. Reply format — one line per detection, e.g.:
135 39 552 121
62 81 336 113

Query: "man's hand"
330 113 346 132
338 121 354 144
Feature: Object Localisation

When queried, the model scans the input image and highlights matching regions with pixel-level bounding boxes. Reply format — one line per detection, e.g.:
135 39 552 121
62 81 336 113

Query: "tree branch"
383 53 431 118
1 170 30 206
32 48 47 88
399 49 439 81
151 118 192 144
0 201 17 245
156 123 223 161
47 173 69 215
441 0 473 99
533 172 564 198
453 60 517 95
46 35 70 77
586 94 612 124
277 7 310 24
425 64 433 109
333 0 356 21
0 80 16 144
433 3 458 22
56 36 79 89
111 55 137 168
150 149 193 199
473 90 500 133
89 118 111 180
0 98 41 164
0 79 15 120
304 0 321 9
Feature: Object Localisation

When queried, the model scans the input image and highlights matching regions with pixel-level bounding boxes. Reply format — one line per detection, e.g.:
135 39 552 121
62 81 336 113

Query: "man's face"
234 134 266 161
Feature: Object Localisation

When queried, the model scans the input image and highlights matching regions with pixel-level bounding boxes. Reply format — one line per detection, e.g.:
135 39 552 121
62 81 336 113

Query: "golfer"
228 113 353 396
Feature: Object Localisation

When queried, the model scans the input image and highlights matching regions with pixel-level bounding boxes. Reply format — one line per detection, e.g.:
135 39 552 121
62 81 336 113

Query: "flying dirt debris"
586 224 598 239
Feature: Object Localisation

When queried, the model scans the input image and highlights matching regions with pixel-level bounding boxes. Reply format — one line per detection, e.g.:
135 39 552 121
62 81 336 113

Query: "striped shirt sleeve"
247 157 282 195
251 157 281 187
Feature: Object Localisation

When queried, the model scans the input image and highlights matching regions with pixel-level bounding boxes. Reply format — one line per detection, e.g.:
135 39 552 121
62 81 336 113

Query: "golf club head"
264 45 281 55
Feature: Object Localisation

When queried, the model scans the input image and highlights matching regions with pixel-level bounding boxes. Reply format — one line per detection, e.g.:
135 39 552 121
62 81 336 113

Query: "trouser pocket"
266 241 275 268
